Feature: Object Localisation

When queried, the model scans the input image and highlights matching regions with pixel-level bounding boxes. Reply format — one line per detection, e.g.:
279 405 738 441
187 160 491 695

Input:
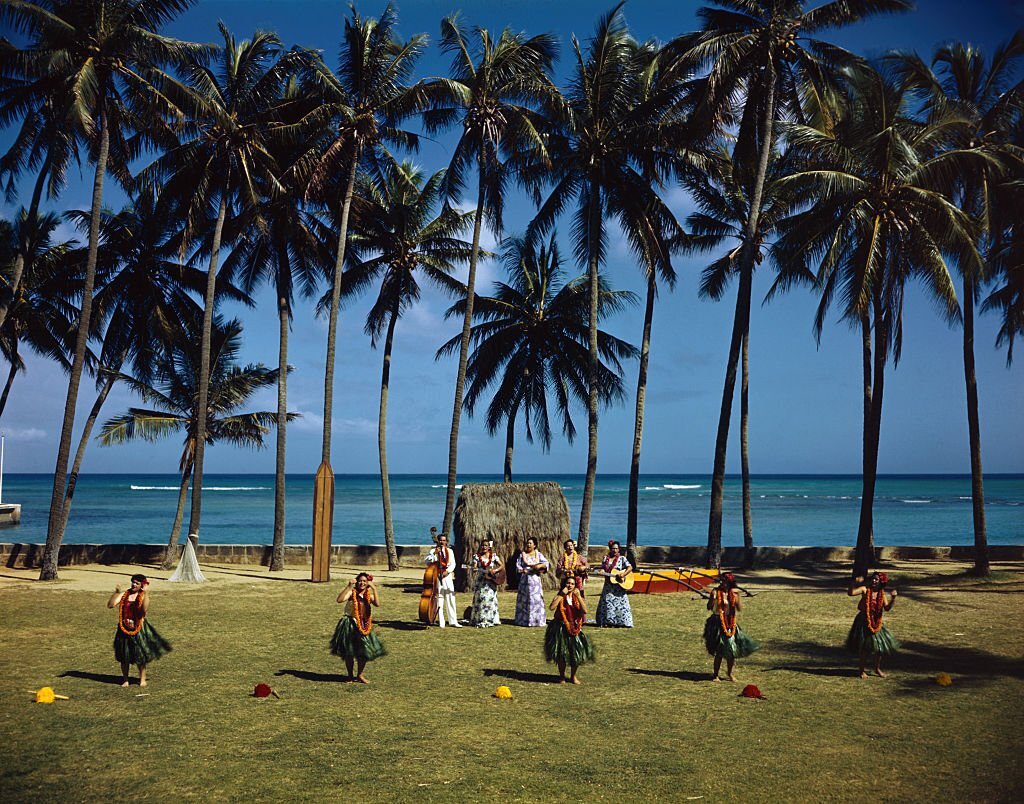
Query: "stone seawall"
2 541 1022 569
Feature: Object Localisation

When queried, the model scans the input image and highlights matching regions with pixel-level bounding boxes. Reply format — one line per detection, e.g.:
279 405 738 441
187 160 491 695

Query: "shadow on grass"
374 619 429 631
275 669 349 683
197 566 307 582
763 665 853 678
59 670 126 685
483 668 563 684
767 639 1024 680
627 668 707 682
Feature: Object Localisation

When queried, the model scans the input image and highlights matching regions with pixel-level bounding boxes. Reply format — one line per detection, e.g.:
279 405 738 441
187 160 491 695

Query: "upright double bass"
418 528 440 624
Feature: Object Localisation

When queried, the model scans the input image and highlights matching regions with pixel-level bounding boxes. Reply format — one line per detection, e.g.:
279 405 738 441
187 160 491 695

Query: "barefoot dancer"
107 574 171 688
331 573 386 683
545 574 594 684
847 572 899 678
704 572 758 682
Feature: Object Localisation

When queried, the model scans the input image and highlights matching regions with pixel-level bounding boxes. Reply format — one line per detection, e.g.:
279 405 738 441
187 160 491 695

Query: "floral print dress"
514 550 549 626
595 554 633 627
470 553 502 627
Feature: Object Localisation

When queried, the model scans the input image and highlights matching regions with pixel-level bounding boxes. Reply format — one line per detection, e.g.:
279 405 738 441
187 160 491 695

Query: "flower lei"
351 589 373 636
603 554 618 573
717 588 737 637
118 591 144 636
562 551 579 575
865 588 886 634
559 593 584 637
477 549 493 572
436 545 450 575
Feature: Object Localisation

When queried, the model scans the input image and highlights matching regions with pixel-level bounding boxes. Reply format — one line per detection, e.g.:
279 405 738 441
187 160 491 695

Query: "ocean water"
2 473 1022 548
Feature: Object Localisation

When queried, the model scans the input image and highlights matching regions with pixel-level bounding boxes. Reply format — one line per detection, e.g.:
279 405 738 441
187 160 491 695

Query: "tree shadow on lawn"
483 668 563 684
374 619 429 631
276 669 349 683
766 640 1024 681
60 670 128 685
627 668 707 683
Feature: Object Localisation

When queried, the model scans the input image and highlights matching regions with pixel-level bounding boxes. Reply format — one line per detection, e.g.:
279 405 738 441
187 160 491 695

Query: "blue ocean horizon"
2 472 1022 549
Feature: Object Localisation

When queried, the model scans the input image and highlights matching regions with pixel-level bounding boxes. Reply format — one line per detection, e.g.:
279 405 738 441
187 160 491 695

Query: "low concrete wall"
2 541 1022 570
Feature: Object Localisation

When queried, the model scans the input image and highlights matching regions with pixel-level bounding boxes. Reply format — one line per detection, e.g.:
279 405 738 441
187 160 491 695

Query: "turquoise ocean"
2 473 1022 547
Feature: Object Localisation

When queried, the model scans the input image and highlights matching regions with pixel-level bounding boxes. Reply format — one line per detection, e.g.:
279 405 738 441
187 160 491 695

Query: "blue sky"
1 0 1022 477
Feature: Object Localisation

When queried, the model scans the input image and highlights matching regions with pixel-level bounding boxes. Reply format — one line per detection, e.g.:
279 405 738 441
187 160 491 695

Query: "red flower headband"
874 572 888 586
722 572 736 586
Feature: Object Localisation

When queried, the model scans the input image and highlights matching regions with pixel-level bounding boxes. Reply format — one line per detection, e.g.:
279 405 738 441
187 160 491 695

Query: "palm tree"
337 161 474 569
98 317 294 567
2 0 204 580
437 233 637 481
56 185 245 545
775 65 989 576
0 210 78 414
287 4 425 568
890 34 1024 576
221 101 333 571
682 145 800 556
530 6 684 552
144 24 292 546
421 13 560 539
984 179 1024 364
681 0 913 567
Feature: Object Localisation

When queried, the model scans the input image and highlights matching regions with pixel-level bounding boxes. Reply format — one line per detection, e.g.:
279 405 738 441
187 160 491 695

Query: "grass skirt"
330 616 387 661
544 620 595 666
703 615 759 659
113 620 172 666
845 612 899 656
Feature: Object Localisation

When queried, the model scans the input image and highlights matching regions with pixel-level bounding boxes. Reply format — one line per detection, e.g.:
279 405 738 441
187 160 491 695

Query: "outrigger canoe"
629 567 719 595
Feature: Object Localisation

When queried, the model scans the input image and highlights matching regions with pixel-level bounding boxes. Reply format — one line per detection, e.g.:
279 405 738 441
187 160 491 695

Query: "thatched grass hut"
453 482 570 592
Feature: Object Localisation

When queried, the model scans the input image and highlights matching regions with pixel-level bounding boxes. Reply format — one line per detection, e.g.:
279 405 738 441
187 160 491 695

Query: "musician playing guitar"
556 538 589 595
469 539 504 627
425 533 462 628
595 540 634 627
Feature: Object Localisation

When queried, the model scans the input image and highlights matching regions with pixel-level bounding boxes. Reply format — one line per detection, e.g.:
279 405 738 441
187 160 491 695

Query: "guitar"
463 560 507 587
589 569 635 591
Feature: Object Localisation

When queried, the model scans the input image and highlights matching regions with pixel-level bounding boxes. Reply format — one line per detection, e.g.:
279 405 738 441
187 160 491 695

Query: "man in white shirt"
425 531 462 628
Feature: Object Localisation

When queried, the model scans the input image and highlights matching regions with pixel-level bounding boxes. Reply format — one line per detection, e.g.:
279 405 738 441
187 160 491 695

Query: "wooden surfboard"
312 460 334 583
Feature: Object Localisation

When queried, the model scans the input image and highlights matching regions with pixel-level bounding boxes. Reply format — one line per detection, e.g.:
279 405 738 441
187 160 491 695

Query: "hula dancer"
545 574 594 684
470 539 503 627
556 538 588 595
704 572 758 681
847 572 899 678
107 574 171 688
332 573 386 683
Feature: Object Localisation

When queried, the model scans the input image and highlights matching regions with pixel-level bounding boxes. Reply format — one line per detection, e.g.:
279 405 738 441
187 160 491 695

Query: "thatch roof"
453 482 571 547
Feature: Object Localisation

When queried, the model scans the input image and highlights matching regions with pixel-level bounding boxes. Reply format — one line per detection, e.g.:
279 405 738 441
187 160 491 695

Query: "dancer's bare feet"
356 675 370 684
726 674 736 682
121 680 130 688
559 677 567 684
139 680 148 688
858 670 868 679
711 675 721 683
571 677 582 685
873 669 887 678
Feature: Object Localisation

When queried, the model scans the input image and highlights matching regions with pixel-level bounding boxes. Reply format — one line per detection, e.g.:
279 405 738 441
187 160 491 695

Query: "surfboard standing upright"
312 460 334 582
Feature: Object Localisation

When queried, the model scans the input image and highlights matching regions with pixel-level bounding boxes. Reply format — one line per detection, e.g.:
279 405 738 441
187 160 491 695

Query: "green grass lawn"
1 562 1022 802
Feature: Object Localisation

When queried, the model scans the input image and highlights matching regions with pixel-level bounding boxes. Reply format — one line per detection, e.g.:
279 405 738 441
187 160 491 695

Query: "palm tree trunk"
321 143 360 464
379 300 400 571
271 277 289 572
578 178 603 555
163 463 193 569
441 158 487 538
741 325 753 556
706 63 776 569
504 404 517 483
860 309 874 558
186 176 230 544
40 108 110 581
0 357 18 417
854 291 887 577
627 271 656 568
962 275 988 575
57 369 118 540
0 154 50 332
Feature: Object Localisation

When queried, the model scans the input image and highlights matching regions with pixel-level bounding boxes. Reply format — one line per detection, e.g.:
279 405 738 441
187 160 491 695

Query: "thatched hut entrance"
453 482 570 593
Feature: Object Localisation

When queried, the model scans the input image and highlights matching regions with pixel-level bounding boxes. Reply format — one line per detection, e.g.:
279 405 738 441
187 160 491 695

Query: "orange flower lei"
118 591 145 636
865 588 886 634
351 589 373 636
717 588 737 637
559 593 584 637
562 551 579 575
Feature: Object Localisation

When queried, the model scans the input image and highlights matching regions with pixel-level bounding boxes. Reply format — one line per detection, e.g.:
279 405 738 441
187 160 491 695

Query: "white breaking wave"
663 484 701 490
130 485 269 491
431 484 463 490
902 499 930 504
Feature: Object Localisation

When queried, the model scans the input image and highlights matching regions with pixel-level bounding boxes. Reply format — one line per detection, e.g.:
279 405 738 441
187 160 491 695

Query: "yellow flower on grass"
35 687 56 704
494 685 512 699
935 673 953 687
